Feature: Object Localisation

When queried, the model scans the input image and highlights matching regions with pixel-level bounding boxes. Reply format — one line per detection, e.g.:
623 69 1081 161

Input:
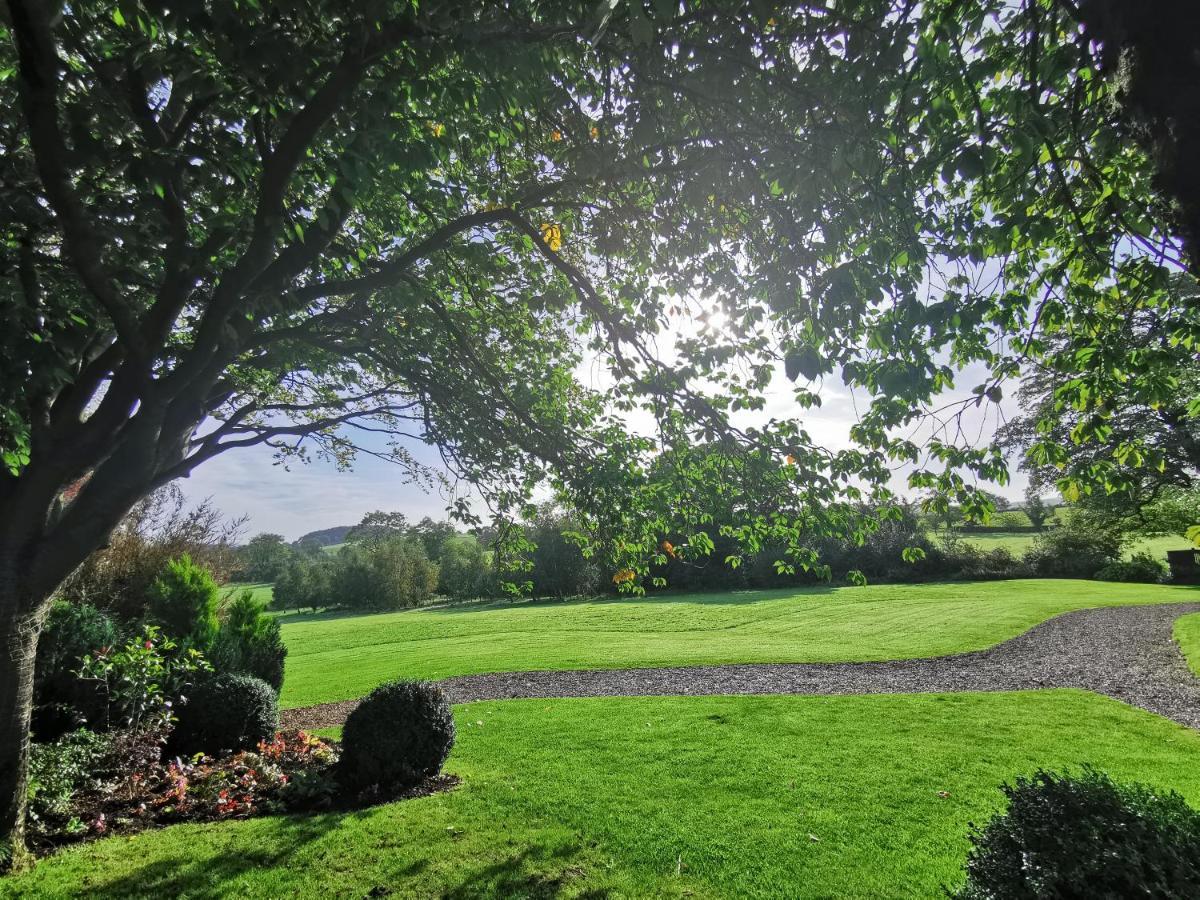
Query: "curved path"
282 601 1200 731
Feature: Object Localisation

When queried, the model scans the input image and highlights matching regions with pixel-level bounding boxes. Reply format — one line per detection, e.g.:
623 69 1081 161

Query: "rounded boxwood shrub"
338 679 455 795
169 673 278 756
953 767 1200 899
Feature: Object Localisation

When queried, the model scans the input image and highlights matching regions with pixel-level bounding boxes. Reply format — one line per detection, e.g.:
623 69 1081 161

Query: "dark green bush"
1095 551 1169 583
169 673 278 756
338 680 455 795
1022 526 1123 578
210 591 287 690
146 554 220 651
953 767 1200 899
32 601 120 740
27 729 111 833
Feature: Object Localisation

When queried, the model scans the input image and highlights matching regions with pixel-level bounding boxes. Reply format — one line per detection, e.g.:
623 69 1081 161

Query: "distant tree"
527 506 600 599
437 534 493 600
1024 488 1050 532
238 533 293 582
412 517 458 560
346 512 410 547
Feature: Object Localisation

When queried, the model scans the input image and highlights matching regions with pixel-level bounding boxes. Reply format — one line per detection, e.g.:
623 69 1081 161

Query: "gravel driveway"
282 601 1200 730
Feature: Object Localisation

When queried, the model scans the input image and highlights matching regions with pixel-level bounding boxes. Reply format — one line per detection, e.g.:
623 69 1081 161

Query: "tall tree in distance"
1 0 1198 866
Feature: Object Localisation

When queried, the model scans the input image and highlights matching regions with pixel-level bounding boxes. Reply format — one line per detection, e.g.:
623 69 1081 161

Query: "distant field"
222 581 274 606
942 532 1193 560
277 579 1198 709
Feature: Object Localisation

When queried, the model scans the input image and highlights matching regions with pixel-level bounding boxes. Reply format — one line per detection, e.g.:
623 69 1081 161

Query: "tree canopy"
3 0 1200 862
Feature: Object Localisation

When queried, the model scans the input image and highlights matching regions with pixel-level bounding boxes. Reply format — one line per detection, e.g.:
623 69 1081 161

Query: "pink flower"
144 640 153 649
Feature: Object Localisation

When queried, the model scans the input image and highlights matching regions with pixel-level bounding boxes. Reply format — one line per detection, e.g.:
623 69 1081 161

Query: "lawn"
277 579 1198 709
6 691 1200 899
222 582 274 607
941 531 1193 559
1175 612 1200 677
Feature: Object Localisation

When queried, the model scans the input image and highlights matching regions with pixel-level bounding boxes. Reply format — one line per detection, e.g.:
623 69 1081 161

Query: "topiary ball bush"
953 767 1200 899
338 679 455 795
169 673 278 757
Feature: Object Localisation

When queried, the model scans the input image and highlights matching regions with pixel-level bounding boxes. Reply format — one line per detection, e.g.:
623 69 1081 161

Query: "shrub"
210 591 287 690
952 767 1200 899
146 554 220 651
1023 525 1122 578
170 673 278 757
338 680 455 795
32 601 120 740
76 625 210 735
27 729 110 837
1096 551 1169 583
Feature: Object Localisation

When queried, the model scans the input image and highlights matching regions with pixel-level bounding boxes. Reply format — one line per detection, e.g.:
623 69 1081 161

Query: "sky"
179 351 1031 542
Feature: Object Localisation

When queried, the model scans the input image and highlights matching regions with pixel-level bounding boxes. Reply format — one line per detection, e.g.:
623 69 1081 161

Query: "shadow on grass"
441 843 610 900
74 812 343 898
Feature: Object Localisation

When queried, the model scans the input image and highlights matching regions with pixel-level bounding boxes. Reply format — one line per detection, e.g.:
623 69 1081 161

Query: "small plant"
338 680 455 795
952 767 1200 899
76 625 209 735
1023 525 1123 578
146 554 221 651
169 673 278 757
1095 551 1169 583
210 590 287 690
27 730 110 837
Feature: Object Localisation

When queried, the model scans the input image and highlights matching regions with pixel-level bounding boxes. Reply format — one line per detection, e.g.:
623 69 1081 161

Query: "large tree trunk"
0 592 45 873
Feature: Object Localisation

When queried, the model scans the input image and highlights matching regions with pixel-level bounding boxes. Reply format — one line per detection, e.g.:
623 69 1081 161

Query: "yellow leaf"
427 122 445 137
540 223 563 252
590 126 600 139
551 129 563 142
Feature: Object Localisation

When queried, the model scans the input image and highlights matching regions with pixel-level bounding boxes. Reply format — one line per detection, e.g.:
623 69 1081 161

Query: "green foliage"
953 767 1200 899
209 591 287 691
1023 526 1123 579
338 680 455 795
524 506 601 599
146 555 220 651
169 674 279 757
1024 489 1050 532
75 626 210 735
1095 552 1169 584
236 534 294 583
27 730 109 835
32 601 120 739
437 534 495 599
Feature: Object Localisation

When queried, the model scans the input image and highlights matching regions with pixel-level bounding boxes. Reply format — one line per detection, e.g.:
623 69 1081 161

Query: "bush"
1023 525 1122 578
953 767 1200 899
75 625 209 735
170 673 278 757
338 680 455 795
27 729 111 836
1096 551 1169 583
210 591 287 690
33 601 121 740
146 554 220 651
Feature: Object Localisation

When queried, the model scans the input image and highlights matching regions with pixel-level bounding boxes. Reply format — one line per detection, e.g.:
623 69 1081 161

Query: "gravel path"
282 601 1200 731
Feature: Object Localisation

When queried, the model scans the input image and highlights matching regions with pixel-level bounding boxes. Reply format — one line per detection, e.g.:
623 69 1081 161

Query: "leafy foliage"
146 555 220 652
953 767 1200 899
1023 524 1123 579
236 534 294 583
209 591 287 691
75 625 209 736
338 680 455 795
436 534 495 600
32 601 120 740
169 674 279 758
1095 552 1168 584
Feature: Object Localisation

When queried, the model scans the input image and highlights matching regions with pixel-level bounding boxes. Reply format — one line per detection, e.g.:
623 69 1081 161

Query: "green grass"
222 582 274 606
7 691 1200 899
277 579 1198 709
1174 612 1200 677
941 532 1193 559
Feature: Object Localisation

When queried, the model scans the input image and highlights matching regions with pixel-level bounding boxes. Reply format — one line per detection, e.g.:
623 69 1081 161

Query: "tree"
996 274 1200 529
1024 487 1050 532
437 534 493 599
345 512 410 547
2 0 1199 865
238 533 293 583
